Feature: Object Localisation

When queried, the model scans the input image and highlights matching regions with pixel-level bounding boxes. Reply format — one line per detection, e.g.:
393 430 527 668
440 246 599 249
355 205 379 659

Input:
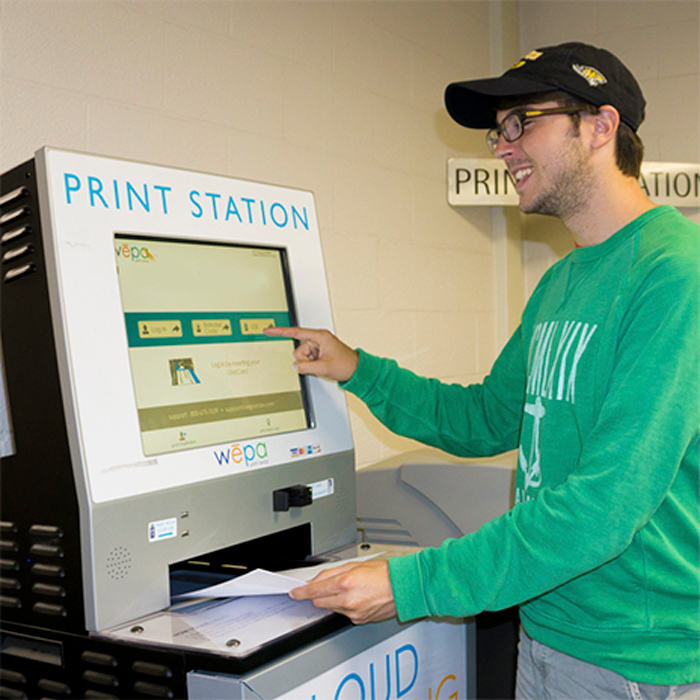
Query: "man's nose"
492 134 515 159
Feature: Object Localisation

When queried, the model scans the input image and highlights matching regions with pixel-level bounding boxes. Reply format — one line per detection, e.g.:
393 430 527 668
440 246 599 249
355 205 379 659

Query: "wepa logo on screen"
213 441 268 468
115 243 155 262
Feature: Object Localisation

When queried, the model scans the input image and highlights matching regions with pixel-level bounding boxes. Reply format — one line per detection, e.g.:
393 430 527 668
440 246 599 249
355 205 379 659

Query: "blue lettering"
336 673 365 700
113 180 121 209
190 190 203 218
243 444 256 466
226 196 243 222
64 173 81 204
153 185 172 214
212 449 230 466
292 205 309 230
88 176 109 208
205 192 221 220
126 181 149 212
260 200 267 225
241 197 255 224
395 645 418 698
270 202 288 228
369 656 391 700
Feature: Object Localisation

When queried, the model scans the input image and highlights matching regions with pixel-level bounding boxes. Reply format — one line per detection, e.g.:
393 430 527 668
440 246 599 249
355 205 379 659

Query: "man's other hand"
289 560 397 625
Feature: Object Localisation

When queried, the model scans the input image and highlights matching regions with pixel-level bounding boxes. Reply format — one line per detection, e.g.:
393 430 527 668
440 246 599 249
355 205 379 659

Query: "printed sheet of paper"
175 553 381 599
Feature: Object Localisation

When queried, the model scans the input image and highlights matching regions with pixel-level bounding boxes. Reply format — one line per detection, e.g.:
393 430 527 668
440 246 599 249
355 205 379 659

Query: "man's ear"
590 105 620 150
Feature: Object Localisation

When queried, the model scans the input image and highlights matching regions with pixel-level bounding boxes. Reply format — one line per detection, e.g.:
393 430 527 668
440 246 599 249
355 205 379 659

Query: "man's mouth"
513 166 535 187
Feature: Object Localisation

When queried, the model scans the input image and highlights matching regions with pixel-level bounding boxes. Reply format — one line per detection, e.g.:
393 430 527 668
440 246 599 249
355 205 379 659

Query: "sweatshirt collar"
571 206 672 262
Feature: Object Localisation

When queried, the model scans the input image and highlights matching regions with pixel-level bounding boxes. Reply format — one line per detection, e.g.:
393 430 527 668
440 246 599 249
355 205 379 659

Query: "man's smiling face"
493 101 596 221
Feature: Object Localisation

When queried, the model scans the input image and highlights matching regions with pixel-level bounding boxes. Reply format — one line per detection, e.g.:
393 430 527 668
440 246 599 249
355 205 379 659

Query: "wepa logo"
115 243 155 262
213 441 268 468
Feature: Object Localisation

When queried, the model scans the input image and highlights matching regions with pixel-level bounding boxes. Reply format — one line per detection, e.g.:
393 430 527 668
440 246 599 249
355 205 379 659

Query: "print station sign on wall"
448 159 700 207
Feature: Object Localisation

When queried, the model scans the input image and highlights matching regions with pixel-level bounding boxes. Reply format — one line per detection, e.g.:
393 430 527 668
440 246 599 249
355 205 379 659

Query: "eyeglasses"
486 106 585 154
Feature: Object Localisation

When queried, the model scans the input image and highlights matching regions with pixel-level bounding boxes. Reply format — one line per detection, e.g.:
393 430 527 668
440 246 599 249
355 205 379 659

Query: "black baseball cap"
445 42 645 132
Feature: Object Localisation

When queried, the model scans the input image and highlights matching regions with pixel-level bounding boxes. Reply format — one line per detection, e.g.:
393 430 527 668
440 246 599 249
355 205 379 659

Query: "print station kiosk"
0 149 472 699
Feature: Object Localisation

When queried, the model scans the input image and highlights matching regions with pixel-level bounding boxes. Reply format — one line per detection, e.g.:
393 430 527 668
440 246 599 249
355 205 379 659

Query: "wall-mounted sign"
448 159 700 207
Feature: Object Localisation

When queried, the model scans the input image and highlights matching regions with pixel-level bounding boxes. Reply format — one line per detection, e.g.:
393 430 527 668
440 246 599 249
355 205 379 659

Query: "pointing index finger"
263 325 319 342
263 325 297 338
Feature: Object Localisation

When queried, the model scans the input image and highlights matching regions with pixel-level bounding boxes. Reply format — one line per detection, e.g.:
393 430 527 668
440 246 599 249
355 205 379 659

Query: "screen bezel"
113 232 315 456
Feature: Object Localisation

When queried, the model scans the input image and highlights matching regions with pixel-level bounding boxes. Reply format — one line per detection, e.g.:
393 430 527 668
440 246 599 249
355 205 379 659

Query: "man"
266 43 699 698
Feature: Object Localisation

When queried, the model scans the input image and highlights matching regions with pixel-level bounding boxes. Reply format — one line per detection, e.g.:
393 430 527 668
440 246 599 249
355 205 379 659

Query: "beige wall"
2 1 697 469
0 1 505 469
517 1 700 296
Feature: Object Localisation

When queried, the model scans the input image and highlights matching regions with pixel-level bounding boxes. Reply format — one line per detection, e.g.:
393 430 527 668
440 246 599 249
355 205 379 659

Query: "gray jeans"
516 628 700 700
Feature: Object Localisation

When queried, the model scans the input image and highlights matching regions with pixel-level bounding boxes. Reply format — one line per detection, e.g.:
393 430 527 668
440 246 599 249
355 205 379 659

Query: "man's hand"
263 326 359 383
289 560 397 625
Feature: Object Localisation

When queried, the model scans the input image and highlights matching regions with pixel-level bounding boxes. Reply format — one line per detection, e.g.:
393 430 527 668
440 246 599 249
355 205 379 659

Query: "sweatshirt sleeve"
339 330 527 458
388 247 700 621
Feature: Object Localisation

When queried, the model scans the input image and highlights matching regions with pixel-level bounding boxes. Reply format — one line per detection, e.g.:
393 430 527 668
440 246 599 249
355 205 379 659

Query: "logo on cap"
572 64 607 87
510 50 543 71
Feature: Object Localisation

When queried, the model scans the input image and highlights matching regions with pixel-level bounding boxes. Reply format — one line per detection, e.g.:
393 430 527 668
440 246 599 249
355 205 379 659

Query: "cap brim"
445 76 560 129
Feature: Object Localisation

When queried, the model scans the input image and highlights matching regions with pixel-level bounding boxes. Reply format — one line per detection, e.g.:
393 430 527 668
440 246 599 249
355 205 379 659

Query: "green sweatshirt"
341 206 699 684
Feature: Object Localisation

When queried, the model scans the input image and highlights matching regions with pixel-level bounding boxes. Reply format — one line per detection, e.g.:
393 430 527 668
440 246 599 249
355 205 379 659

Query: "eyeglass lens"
486 113 523 154
485 107 584 154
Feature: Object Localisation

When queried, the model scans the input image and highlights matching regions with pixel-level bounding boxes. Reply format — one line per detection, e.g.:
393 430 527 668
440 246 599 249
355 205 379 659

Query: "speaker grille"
105 546 132 580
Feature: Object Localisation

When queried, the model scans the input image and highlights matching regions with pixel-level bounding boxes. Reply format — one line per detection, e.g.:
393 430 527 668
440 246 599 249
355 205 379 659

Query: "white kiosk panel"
36 148 352 504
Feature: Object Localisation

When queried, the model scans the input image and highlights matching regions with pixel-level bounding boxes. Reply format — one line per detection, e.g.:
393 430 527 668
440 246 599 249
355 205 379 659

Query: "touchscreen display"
114 234 310 456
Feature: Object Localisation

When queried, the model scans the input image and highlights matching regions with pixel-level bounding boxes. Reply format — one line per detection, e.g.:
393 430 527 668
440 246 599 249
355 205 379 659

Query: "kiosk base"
189 618 471 700
0 543 474 699
0 609 471 699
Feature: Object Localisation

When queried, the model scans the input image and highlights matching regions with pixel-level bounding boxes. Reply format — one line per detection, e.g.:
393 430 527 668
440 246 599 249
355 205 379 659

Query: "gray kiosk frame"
0 149 472 699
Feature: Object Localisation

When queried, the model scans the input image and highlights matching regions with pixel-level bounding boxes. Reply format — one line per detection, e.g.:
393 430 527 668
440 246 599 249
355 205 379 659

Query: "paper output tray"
93 594 349 676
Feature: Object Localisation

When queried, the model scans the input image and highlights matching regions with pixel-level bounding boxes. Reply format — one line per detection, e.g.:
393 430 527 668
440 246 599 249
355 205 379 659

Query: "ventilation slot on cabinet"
1 178 37 284
28 523 69 620
2 243 34 265
0 206 31 227
357 517 420 547
1 225 32 246
0 522 21 611
0 186 30 209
